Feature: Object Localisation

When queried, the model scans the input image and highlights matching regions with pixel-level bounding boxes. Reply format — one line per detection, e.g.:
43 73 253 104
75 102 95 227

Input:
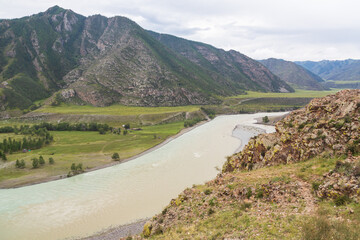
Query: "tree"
262 116 269 123
98 128 106 134
32 158 39 168
112 152 120 161
16 159 25 169
39 155 45 165
2 153 6 161
15 159 21 168
49 157 55 164
71 163 76 171
76 163 83 172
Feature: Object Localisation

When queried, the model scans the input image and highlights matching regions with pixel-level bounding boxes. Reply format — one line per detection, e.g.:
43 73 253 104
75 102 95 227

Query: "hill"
0 6 293 110
296 59 360 81
141 89 360 239
260 58 327 90
148 31 293 95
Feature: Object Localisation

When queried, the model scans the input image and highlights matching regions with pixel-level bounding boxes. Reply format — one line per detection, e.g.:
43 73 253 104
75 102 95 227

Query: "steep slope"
0 6 294 110
0 6 86 109
148 31 294 94
141 89 360 239
296 59 360 80
260 58 327 90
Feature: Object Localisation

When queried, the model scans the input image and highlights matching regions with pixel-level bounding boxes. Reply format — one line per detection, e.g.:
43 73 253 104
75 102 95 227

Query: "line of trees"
0 127 53 156
0 122 111 134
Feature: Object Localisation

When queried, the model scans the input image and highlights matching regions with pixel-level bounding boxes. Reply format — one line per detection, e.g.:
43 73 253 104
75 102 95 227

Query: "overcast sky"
1 0 359 61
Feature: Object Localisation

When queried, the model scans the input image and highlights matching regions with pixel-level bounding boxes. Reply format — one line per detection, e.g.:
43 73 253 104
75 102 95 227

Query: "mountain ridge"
0 6 293 111
296 59 360 80
260 58 328 90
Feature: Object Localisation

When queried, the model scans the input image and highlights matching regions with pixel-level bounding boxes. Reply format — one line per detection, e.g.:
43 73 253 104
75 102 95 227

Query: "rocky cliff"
223 89 360 172
139 90 360 239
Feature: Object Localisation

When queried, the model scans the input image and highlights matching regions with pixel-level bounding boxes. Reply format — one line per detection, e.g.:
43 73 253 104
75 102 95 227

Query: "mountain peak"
45 5 66 15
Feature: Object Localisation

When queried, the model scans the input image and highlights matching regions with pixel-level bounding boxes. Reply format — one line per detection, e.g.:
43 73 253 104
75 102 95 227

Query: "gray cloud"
1 0 360 60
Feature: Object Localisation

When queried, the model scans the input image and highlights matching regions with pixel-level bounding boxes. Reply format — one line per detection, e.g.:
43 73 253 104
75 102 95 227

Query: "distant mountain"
296 59 360 80
0 6 293 110
259 58 327 90
148 31 293 94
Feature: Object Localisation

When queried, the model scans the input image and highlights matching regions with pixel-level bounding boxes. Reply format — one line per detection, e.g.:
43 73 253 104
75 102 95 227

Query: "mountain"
259 58 327 90
142 89 360 239
148 31 293 94
0 6 293 110
296 59 360 80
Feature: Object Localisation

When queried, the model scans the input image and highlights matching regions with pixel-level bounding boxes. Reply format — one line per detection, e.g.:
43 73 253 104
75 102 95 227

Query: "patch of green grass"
228 89 340 99
0 122 185 188
34 103 200 116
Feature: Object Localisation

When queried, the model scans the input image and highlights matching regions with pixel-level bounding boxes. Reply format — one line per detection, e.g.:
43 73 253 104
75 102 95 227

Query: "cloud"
1 0 360 60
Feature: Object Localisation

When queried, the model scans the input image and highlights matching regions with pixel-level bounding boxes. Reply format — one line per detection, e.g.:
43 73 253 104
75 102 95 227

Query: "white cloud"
1 0 360 60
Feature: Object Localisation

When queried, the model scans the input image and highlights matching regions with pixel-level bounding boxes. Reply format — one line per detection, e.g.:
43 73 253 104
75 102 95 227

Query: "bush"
255 188 264 198
246 187 252 199
39 155 45 165
204 189 212 195
15 159 25 168
262 116 269 123
184 118 203 128
334 195 350 206
49 157 55 164
312 182 321 191
32 158 39 168
112 152 120 161
208 208 215 215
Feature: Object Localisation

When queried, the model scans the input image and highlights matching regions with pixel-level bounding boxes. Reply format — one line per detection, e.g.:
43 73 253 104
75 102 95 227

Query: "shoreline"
1 120 210 189
81 218 149 240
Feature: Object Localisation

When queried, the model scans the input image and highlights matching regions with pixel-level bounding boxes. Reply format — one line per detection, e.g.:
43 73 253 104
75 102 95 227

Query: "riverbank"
82 219 149 240
0 120 209 189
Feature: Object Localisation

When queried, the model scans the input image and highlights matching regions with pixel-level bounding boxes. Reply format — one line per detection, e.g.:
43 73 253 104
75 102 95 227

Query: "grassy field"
0 121 185 188
228 89 341 99
34 103 200 116
327 80 360 84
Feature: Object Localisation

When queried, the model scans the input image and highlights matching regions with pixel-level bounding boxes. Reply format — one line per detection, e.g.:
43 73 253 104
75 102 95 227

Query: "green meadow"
0 122 184 188
34 103 200 116
228 89 340 99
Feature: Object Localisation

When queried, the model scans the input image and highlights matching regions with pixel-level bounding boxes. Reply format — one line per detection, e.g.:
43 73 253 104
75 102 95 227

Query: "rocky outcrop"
316 155 360 202
223 89 360 172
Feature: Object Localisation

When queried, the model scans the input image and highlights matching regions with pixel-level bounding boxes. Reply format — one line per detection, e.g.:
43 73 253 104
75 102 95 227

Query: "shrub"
204 189 212 195
334 195 350 206
112 152 120 161
209 197 217 206
246 187 252 199
49 157 55 164
32 158 39 168
255 188 264 198
39 155 45 165
15 159 25 168
312 182 321 191
262 116 269 123
298 123 306 129
208 208 215 215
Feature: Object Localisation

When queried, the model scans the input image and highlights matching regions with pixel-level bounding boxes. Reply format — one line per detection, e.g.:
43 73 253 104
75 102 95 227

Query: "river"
0 112 285 240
